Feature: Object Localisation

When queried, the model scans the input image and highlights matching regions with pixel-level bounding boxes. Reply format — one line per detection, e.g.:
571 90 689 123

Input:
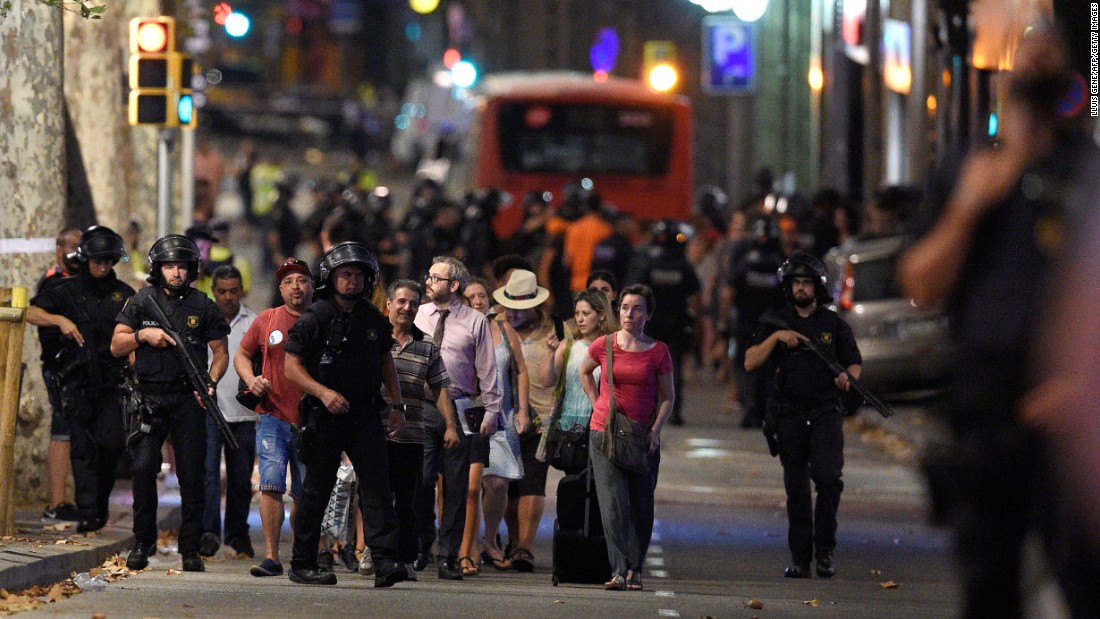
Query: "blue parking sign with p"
704 17 755 94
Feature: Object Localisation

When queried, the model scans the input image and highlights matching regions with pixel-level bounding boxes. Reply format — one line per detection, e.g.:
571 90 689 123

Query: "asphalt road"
20 370 959 618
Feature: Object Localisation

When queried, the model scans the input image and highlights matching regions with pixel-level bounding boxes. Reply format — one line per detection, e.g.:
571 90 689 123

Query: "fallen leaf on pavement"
167 568 181 575
552 600 564 604
804 599 821 606
745 599 764 609
45 584 64 603
880 580 899 589
44 523 74 532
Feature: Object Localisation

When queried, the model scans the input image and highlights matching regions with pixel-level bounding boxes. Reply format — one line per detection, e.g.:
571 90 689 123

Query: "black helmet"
73 225 125 264
778 251 832 303
316 241 379 297
146 234 201 286
694 185 729 234
652 219 692 250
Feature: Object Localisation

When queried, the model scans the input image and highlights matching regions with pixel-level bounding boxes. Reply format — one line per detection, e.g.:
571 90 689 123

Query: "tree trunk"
0 0 67 504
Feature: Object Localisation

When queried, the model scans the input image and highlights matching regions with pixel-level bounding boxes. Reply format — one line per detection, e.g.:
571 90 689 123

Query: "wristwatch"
392 403 408 414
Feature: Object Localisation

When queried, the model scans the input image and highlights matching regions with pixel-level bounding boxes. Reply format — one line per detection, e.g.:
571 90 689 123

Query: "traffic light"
643 41 679 93
128 16 196 127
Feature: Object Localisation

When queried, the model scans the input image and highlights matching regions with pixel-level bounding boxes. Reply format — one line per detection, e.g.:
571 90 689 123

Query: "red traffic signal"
130 16 175 54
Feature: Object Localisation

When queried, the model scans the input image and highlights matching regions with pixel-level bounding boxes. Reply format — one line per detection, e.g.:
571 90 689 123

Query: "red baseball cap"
276 258 311 282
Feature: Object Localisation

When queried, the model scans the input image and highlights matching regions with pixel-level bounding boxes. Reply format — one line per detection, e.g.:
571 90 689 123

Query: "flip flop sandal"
481 550 512 570
509 548 535 572
603 574 626 590
459 556 480 576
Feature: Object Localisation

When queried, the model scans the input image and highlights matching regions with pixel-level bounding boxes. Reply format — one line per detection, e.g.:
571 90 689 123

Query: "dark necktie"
433 308 450 346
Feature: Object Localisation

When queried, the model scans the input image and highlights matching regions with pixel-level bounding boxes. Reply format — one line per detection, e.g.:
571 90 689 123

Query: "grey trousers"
588 430 661 578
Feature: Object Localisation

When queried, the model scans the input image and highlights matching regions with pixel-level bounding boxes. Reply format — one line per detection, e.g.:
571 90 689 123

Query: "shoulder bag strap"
605 333 617 434
547 338 573 428
497 320 519 407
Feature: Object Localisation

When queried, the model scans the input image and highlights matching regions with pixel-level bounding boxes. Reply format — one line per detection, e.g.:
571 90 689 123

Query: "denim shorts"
43 368 70 441
256 414 305 499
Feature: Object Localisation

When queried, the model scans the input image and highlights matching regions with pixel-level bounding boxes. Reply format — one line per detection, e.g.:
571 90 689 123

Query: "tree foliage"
0 1 107 21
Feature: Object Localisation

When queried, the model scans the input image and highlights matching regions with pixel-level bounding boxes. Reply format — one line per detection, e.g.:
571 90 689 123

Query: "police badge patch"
112 291 124 302
821 332 833 344
367 328 378 341
187 315 199 328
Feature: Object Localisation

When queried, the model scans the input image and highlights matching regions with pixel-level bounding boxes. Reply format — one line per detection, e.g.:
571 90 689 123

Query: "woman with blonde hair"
542 289 616 474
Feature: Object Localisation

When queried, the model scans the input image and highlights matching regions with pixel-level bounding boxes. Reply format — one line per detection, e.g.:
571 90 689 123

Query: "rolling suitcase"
551 467 611 585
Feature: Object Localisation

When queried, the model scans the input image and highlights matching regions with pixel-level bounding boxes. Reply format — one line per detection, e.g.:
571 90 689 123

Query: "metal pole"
180 127 195 226
157 129 175 237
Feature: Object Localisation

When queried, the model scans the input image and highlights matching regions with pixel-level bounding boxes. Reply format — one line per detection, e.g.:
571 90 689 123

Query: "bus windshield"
496 102 673 176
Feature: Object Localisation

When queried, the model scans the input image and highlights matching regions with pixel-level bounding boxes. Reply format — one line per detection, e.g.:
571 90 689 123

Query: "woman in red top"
580 284 674 591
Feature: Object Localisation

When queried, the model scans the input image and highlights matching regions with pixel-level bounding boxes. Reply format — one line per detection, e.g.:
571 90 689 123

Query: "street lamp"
732 0 769 22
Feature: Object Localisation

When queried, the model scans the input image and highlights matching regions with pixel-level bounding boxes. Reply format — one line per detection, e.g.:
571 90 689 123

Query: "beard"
793 292 816 308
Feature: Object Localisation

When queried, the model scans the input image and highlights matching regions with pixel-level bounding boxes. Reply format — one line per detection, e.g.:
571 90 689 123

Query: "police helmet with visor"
778 251 832 303
146 234 201 286
316 241 379 298
72 225 126 264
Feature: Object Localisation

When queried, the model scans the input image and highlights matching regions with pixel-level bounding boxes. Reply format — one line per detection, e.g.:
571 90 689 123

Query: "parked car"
823 235 950 394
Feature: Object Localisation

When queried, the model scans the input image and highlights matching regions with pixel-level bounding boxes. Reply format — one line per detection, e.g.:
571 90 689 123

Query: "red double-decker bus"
461 72 694 237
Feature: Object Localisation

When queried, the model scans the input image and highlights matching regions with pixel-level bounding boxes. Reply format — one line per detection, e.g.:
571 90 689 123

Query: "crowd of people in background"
34 112 933 592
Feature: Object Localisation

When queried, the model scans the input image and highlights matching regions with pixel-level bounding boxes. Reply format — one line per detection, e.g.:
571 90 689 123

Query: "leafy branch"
1 1 107 21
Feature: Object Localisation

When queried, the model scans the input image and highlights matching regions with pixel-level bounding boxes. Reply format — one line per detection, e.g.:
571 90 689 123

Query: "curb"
0 505 181 592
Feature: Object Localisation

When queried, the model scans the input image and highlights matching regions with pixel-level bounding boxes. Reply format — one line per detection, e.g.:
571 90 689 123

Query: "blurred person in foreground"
899 23 1099 619
580 284 674 591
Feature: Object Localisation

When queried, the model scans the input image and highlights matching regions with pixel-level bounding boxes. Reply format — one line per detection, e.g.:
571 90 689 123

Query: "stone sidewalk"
0 478 180 592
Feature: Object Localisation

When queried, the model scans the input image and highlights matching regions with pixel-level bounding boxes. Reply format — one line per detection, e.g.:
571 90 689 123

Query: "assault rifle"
761 313 894 419
142 294 239 450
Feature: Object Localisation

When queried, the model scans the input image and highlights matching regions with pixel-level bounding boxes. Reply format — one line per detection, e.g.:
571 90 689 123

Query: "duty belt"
138 380 192 395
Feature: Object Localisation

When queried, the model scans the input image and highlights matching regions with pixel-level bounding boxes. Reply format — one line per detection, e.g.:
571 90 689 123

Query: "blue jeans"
589 430 661 578
255 414 305 499
203 418 256 545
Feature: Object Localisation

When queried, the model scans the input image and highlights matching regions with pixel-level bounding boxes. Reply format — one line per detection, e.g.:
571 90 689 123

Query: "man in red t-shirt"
234 258 314 577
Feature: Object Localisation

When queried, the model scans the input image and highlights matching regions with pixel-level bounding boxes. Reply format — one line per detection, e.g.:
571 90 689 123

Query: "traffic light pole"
180 128 195 226
157 128 175 238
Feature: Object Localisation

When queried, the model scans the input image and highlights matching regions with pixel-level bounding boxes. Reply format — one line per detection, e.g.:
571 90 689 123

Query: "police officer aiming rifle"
745 251 862 580
111 234 230 573
27 226 136 533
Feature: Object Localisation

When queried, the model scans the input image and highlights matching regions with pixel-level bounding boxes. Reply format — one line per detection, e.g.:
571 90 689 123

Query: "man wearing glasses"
413 256 501 580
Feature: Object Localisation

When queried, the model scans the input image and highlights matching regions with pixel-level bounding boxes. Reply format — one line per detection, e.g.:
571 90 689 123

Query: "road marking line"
649 544 663 554
658 609 680 617
646 557 665 567
655 590 675 598
650 569 669 578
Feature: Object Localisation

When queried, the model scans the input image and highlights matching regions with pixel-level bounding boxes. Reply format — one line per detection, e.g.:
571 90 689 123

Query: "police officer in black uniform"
283 242 408 587
745 252 861 579
27 226 135 533
725 215 787 428
110 235 230 572
629 219 701 426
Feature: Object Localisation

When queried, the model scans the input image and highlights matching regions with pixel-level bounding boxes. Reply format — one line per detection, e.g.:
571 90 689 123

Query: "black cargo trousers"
773 400 844 567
